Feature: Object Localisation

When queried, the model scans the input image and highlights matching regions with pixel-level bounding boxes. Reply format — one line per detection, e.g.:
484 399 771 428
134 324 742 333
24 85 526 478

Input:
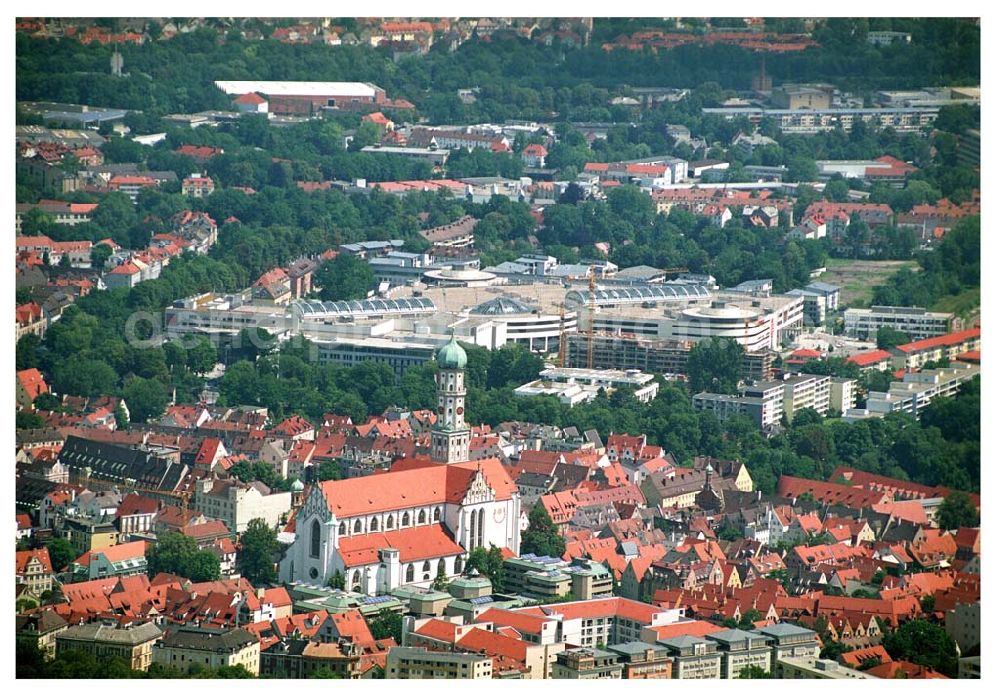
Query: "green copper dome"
437 334 467 369
291 478 305 492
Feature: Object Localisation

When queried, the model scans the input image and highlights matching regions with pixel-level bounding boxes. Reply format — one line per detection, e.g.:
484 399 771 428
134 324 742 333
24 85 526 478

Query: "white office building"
844 306 954 341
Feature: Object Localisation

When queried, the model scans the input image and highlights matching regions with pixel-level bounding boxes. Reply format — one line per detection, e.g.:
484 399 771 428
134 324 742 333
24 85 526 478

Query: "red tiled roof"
109 261 142 275
894 328 980 354
840 644 890 668
176 145 222 159
325 608 374 643
644 619 722 641
17 368 49 401
363 112 391 125
274 415 314 436
194 437 224 466
831 467 979 509
414 618 462 643
233 92 267 105
181 520 231 540
457 627 530 662
845 349 893 367
514 597 666 625
476 607 552 635
337 523 464 567
110 175 157 186
262 586 292 607
865 660 949 679
954 350 980 363
16 548 53 575
778 475 889 508
74 540 148 567
318 458 514 517
116 493 159 518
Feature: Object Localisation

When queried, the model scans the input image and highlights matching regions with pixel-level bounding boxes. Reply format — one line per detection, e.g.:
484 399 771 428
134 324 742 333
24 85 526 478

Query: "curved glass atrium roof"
469 295 537 315
291 296 436 320
565 284 711 308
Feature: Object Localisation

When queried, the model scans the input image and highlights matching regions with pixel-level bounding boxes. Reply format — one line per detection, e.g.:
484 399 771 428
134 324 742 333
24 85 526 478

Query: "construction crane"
586 273 595 370
557 304 567 368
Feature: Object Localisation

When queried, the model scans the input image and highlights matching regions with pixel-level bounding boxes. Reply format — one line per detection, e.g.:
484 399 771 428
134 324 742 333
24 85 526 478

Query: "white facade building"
844 306 954 341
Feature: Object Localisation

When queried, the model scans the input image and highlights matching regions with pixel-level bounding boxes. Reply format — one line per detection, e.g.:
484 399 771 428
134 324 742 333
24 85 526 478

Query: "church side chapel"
280 336 522 592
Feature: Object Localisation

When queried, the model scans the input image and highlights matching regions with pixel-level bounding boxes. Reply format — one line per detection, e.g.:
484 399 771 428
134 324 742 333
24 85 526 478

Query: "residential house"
16 547 54 595
16 367 50 409
521 144 548 168
182 174 215 198
16 302 47 341
16 609 69 658
152 626 261 676
71 540 148 580
56 621 163 671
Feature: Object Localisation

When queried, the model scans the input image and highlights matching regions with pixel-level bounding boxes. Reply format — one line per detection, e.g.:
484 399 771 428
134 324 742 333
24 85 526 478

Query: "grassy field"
932 287 981 321
818 259 918 307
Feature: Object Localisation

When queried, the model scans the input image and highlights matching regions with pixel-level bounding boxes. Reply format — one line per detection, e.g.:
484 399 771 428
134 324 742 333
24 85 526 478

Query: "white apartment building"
781 374 832 419
844 306 954 341
387 647 493 679
863 362 979 418
693 380 784 431
828 377 857 416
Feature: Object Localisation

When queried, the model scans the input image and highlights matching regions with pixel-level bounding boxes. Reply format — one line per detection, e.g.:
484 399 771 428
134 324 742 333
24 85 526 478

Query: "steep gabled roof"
317 458 513 517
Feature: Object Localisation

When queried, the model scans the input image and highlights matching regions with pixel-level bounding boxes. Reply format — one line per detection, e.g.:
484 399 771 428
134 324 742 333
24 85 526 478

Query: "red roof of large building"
777 475 890 508
830 467 980 509
894 328 980 354
317 458 514 517
336 523 464 567
643 619 722 641
514 597 666 625
476 607 553 635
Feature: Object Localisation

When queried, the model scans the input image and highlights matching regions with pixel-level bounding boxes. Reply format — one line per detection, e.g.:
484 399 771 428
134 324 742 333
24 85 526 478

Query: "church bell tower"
431 333 470 464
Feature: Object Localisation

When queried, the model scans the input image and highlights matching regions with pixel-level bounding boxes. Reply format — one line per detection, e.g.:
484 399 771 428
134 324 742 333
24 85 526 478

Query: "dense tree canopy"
882 619 959 678
687 338 745 394
313 254 375 301
238 518 279 585
146 532 221 582
520 502 566 558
